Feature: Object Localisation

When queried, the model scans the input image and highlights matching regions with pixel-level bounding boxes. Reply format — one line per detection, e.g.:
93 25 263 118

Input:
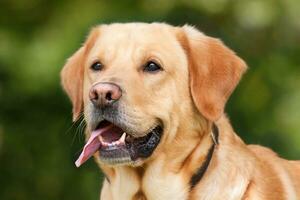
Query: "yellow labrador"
61 23 300 200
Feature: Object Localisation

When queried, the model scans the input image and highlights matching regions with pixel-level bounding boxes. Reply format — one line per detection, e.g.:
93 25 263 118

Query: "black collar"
189 123 219 189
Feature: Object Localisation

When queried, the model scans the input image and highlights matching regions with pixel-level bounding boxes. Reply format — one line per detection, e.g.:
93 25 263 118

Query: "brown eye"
143 61 162 73
91 61 103 71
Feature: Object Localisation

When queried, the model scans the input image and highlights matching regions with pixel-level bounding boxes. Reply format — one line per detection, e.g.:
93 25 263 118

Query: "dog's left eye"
143 61 162 73
91 61 103 71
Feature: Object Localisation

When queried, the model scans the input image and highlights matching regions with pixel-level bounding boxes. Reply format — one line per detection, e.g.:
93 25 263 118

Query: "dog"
61 23 300 200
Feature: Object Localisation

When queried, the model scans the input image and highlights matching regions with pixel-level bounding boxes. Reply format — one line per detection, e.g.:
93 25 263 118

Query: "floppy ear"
61 28 99 121
61 47 85 121
180 25 247 121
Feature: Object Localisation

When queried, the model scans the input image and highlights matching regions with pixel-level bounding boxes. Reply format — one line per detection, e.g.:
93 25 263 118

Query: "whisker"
64 111 85 132
78 119 87 142
71 114 86 146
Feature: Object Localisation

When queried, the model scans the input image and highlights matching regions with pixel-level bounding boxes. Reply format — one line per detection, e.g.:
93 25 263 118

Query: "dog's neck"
189 123 219 188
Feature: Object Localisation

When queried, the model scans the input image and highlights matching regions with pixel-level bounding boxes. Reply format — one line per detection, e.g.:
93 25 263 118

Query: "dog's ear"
61 47 85 121
61 28 99 121
178 25 247 121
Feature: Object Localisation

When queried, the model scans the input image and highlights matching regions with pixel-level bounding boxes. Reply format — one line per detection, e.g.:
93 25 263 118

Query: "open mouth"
75 120 163 167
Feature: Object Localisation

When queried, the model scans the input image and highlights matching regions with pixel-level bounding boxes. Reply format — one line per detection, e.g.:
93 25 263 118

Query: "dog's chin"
89 120 163 166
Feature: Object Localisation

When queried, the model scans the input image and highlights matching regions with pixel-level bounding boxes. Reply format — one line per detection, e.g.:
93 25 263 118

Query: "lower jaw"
99 146 133 165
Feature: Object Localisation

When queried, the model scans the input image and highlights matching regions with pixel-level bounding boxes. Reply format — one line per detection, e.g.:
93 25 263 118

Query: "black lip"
127 126 163 160
98 125 163 165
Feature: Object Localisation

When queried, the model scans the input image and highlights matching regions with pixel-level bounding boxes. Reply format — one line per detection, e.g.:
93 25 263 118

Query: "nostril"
105 92 112 101
90 89 99 102
93 90 99 100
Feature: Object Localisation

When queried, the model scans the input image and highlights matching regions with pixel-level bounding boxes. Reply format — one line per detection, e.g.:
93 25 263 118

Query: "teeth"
120 132 126 143
107 143 113 147
98 132 127 147
98 136 104 143
103 142 109 147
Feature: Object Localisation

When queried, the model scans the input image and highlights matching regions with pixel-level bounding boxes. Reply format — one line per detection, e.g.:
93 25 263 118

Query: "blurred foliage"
0 0 300 199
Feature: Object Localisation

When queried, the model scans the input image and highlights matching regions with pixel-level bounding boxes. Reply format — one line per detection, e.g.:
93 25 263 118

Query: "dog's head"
61 23 246 167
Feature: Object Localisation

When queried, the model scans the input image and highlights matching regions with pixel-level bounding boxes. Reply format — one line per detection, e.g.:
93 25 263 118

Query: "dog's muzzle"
75 82 163 167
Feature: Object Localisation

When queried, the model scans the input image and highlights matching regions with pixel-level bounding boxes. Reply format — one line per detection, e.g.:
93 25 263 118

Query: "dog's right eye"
143 61 162 73
91 61 103 71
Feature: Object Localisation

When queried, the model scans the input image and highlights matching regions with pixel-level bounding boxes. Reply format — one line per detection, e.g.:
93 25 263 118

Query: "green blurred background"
0 0 299 199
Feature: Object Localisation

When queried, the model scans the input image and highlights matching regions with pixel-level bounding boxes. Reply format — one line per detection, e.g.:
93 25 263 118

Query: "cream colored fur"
61 23 300 200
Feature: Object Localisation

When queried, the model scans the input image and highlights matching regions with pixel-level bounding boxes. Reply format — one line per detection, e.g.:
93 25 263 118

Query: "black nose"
89 82 122 108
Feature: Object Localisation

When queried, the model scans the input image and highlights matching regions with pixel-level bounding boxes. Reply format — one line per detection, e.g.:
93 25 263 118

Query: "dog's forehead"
99 23 175 42
87 23 181 62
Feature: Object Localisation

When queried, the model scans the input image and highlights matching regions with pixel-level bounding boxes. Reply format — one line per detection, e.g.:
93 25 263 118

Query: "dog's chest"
141 169 188 200
108 163 189 200
137 161 188 200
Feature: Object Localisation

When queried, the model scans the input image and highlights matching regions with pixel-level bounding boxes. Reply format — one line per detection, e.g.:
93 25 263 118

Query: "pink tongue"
75 124 113 167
